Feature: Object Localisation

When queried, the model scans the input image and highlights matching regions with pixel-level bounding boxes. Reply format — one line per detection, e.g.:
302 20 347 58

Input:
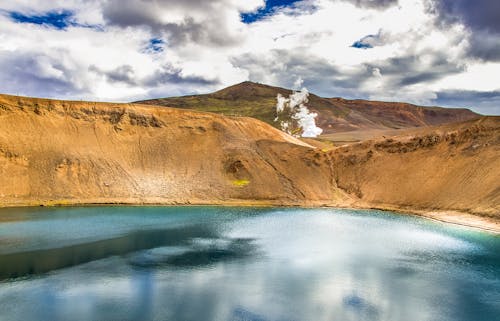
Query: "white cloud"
372 67 381 78
433 62 500 92
0 0 498 114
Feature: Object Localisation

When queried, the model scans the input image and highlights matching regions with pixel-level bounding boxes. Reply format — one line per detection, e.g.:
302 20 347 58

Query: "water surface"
0 206 499 321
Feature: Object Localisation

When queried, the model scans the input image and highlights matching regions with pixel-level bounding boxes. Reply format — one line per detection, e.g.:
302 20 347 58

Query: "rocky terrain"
138 81 479 136
0 93 498 231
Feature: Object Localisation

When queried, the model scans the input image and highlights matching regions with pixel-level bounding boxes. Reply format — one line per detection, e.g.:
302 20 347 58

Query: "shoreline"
358 205 500 235
0 199 498 234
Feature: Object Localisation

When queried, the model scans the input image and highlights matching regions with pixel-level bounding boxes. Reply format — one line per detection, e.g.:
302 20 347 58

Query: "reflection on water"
0 226 236 279
0 206 499 321
127 237 256 268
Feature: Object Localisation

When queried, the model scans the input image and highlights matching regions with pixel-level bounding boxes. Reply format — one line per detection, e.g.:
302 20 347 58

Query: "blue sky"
0 0 499 115
241 0 302 23
9 10 75 29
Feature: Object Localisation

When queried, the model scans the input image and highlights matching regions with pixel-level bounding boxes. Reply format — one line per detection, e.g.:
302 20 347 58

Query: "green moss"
232 179 250 187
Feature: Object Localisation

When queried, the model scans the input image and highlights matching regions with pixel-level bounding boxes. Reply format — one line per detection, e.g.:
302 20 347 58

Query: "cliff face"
0 94 350 207
0 94 498 223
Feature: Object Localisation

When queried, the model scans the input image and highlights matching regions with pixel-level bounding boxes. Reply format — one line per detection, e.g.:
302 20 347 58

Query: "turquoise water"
0 206 499 321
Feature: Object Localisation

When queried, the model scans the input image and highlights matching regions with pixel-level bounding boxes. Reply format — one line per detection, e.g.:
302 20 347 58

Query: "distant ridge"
136 81 480 135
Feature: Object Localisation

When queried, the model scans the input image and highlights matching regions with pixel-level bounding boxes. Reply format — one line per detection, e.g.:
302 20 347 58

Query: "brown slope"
0 94 498 231
136 81 480 135
330 116 500 219
328 97 478 129
0 94 351 207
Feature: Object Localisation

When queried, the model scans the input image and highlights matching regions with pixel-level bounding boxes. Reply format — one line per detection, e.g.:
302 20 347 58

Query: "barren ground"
0 94 498 232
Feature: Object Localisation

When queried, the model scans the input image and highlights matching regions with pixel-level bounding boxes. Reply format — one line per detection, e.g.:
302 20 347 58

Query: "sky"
0 0 499 115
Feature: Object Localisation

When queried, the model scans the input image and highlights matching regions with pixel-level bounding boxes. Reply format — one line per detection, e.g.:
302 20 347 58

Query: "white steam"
295 104 324 137
274 87 323 138
293 76 304 89
276 93 288 113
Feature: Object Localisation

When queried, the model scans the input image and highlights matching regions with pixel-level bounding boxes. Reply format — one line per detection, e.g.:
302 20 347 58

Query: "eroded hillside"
331 117 500 217
0 94 350 207
0 94 498 230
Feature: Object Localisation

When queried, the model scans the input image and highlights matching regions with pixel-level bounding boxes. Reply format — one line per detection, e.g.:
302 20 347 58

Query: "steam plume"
274 87 323 138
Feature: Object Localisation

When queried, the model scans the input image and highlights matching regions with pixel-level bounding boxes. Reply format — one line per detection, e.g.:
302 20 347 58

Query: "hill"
330 116 500 221
137 81 480 136
0 94 498 231
0 93 350 207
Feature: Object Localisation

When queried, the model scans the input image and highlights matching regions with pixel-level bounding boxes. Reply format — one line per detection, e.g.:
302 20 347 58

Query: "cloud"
293 76 304 89
231 49 369 98
367 52 467 87
429 0 500 61
101 0 263 47
89 64 137 86
0 0 498 114
467 31 500 62
0 4 225 101
435 89 500 115
372 67 381 78
0 50 89 97
338 0 399 9
143 64 219 87
430 0 500 33
230 43 468 106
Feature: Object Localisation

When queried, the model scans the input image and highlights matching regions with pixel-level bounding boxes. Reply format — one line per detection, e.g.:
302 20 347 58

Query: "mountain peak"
211 81 291 100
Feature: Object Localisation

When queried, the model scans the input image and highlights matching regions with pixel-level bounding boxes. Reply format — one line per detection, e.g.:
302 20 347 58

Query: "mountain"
136 81 480 136
0 93 498 231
